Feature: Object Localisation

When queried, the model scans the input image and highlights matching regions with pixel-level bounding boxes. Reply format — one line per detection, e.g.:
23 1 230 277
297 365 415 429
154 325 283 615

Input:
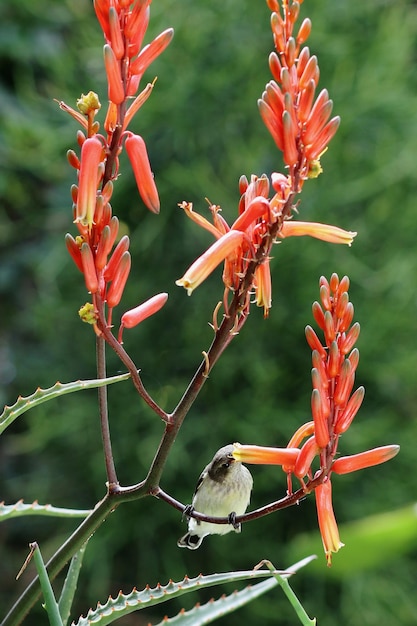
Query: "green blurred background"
1 0 416 624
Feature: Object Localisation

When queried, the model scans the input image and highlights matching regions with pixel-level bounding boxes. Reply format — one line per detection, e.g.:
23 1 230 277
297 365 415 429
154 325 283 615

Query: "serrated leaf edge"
0 372 131 434
71 570 279 626
0 499 91 520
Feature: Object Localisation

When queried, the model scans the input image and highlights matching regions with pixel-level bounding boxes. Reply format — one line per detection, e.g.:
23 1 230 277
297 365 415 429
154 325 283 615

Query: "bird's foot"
182 504 194 521
228 511 241 531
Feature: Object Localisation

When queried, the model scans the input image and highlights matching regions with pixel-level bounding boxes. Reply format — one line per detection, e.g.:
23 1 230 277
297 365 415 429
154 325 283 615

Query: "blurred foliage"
1 0 417 624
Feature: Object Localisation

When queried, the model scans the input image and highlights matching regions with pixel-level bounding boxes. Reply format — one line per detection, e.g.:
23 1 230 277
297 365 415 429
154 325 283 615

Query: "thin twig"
96 335 118 489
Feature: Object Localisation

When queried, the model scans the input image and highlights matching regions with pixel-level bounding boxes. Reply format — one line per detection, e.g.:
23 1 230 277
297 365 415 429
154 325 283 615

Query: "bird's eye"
222 461 230 468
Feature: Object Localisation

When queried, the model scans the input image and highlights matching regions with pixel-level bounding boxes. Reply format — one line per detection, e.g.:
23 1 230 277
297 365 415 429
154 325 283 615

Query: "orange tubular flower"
334 386 365 434
65 233 84 273
176 230 244 296
125 134 160 214
118 292 168 343
316 480 344 565
103 44 125 105
232 443 299 468
280 221 357 246
80 243 99 294
129 28 174 76
332 445 400 475
311 388 330 448
75 136 103 228
121 293 168 329
106 251 132 308
104 235 130 282
254 261 272 317
294 435 320 479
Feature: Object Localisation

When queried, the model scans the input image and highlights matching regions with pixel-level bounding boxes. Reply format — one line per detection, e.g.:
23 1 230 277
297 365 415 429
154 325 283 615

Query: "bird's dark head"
208 444 238 483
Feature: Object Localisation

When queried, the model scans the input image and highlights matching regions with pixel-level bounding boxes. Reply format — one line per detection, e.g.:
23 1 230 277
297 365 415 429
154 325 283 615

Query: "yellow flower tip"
325 540 345 566
77 91 101 116
175 277 194 296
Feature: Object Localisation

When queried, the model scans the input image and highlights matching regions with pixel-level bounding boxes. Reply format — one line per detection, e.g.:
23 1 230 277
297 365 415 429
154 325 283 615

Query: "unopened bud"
334 386 365 434
311 388 330 448
294 435 319 479
120 293 168 329
106 251 131 308
332 445 400 475
125 133 160 213
80 242 99 293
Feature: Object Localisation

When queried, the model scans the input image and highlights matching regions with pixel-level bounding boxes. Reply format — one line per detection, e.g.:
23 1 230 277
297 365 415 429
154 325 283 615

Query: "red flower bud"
294 435 320 479
305 325 327 359
334 359 355 407
282 109 298 166
339 301 354 332
76 136 103 228
95 225 113 271
106 251 131 308
334 386 365 434
319 282 331 310
258 98 284 151
323 310 335 346
65 233 84 273
104 235 130 282
80 243 99 293
297 18 312 45
268 52 282 82
125 134 160 213
108 7 124 59
299 55 318 89
121 292 168 329
103 44 124 105
311 388 330 448
130 28 174 76
312 300 325 330
340 322 360 354
332 445 400 475
328 340 340 378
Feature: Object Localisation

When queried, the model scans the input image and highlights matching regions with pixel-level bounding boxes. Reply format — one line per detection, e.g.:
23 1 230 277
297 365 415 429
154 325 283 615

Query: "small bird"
177 444 253 550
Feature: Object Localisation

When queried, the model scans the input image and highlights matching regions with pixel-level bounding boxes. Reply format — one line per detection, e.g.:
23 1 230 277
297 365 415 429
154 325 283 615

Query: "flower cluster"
61 0 172 337
261 0 340 172
176 0 356 318
233 274 399 564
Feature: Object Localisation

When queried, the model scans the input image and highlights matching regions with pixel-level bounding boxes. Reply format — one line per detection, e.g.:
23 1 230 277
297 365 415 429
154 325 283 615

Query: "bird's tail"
177 532 205 550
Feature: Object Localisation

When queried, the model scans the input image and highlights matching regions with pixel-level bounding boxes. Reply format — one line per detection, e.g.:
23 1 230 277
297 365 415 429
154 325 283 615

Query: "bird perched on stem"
177 444 253 550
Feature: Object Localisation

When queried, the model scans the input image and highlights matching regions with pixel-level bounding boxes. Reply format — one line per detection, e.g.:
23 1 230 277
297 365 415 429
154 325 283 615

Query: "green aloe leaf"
150 577 279 626
71 558 314 626
0 500 90 522
71 570 280 626
24 543 63 626
0 372 131 435
59 543 88 626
